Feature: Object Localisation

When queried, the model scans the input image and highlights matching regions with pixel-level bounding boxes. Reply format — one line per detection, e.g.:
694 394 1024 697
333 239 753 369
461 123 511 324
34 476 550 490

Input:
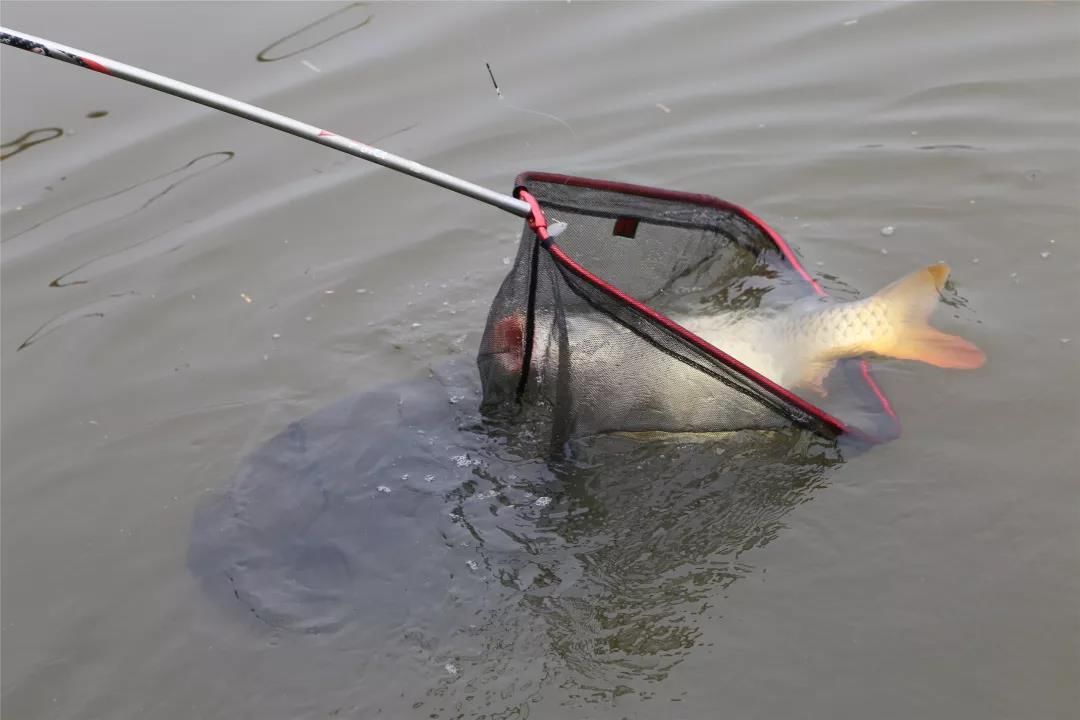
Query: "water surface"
3 2 1078 718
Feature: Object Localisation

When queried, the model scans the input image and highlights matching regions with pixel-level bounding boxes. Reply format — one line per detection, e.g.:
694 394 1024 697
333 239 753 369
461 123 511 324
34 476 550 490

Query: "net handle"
510 189 549 400
0 26 532 219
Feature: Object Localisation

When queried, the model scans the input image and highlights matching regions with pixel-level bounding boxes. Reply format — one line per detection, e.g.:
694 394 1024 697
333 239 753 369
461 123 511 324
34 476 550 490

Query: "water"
3 2 1078 718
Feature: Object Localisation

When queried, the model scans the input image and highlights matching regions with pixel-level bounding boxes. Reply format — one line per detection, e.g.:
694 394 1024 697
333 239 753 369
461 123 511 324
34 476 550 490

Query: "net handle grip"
513 188 552 246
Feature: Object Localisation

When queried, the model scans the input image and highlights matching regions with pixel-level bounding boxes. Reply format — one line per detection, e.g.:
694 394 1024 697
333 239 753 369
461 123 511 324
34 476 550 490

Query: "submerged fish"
489 263 984 406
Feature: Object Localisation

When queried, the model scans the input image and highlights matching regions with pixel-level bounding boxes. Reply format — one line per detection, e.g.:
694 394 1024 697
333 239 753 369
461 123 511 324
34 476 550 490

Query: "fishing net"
478 173 901 448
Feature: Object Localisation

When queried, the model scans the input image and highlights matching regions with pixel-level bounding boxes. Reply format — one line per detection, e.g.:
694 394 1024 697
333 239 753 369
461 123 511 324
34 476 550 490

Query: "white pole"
0 26 533 219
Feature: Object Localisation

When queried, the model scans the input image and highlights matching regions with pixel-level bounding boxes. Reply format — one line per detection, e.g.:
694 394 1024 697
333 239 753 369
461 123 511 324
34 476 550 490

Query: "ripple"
16 290 138 351
256 2 374 63
4 150 235 246
1 127 64 161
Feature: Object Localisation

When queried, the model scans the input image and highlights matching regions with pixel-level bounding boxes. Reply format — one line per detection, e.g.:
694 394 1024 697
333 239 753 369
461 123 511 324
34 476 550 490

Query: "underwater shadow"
187 356 845 708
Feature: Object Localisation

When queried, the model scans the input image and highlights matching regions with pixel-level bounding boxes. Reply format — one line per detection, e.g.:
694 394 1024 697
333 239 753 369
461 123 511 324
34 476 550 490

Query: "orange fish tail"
869 263 986 369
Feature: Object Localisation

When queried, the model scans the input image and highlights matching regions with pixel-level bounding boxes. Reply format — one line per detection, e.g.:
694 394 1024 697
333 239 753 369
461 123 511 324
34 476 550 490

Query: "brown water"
3 2 1079 718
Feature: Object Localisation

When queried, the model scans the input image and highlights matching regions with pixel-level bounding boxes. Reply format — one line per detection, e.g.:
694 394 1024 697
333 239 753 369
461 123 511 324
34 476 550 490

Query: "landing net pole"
0 26 533 219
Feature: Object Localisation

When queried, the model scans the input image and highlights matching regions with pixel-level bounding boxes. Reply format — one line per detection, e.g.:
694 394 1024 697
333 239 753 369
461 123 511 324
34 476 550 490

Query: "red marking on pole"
318 130 334 137
81 57 111 74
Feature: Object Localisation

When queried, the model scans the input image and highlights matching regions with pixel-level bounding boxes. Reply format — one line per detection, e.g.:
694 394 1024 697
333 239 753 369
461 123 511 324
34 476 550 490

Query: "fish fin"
872 263 986 369
889 327 987 369
799 359 836 397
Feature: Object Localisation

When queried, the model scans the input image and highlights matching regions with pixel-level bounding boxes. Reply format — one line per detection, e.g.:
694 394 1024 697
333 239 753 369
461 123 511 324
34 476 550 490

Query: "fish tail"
870 263 985 369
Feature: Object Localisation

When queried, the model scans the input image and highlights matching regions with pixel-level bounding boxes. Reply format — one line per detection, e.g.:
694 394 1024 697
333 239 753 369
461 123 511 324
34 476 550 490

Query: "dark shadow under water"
188 357 845 708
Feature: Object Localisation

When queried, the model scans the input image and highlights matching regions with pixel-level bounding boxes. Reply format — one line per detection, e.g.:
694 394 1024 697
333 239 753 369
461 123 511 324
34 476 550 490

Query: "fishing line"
485 62 578 140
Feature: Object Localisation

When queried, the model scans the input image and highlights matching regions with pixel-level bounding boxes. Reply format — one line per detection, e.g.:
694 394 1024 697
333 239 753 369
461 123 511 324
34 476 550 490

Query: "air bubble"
451 454 479 467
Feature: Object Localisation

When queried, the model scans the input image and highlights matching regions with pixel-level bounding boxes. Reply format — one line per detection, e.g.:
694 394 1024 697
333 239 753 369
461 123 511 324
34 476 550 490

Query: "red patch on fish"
491 314 525 373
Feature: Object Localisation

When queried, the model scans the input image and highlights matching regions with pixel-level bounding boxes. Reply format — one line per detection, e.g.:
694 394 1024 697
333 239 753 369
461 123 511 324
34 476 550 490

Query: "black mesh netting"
478 174 897 448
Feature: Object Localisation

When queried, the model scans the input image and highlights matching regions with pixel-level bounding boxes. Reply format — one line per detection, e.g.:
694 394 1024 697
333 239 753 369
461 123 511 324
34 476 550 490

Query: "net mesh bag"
478 173 900 448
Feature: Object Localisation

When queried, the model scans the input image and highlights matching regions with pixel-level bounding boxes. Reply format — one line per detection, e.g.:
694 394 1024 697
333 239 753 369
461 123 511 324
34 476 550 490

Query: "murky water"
3 2 1078 718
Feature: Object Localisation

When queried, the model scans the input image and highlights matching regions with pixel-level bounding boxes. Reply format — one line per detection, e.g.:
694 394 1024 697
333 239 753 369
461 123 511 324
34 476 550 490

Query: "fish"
672 262 985 394
487 263 984 405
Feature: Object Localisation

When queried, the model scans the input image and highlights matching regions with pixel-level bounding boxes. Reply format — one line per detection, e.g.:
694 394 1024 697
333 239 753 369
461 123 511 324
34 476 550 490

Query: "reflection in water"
553 433 835 676
255 2 373 62
0 127 63 161
811 271 861 300
937 278 972 311
424 428 841 712
917 144 985 151
3 151 234 244
859 144 986 151
49 222 190 287
189 357 844 713
16 291 138 351
46 153 233 287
